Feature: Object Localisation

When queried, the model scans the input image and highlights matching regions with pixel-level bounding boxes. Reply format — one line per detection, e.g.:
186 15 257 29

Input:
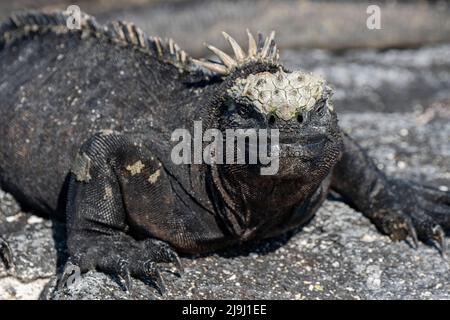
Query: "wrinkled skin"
0 12 448 294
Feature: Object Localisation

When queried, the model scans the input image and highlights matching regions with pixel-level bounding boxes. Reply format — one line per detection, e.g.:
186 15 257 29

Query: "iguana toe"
145 239 184 276
427 224 446 257
118 259 133 292
370 181 449 256
377 211 419 248
143 260 166 295
57 259 81 290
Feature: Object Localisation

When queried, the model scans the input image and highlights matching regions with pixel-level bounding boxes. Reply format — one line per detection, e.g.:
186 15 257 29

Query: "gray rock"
36 200 450 300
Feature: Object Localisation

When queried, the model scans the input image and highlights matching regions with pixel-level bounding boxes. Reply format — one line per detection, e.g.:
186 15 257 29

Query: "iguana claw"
431 224 446 258
405 217 419 250
163 248 184 276
57 260 81 290
173 253 184 276
119 259 132 292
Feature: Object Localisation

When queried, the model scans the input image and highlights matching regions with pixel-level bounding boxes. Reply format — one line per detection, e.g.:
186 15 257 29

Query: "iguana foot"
59 234 183 294
371 181 449 256
0 236 13 269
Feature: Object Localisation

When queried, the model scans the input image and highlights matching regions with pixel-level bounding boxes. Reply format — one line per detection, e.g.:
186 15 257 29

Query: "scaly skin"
0 11 449 294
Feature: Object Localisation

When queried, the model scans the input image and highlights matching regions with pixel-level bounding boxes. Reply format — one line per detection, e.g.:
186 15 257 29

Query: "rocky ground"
1 0 449 300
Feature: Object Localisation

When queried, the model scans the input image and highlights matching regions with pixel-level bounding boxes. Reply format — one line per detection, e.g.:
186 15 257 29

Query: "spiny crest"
192 30 280 76
0 11 191 71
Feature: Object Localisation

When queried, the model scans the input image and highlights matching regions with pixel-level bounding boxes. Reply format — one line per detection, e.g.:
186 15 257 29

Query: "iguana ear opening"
192 30 280 76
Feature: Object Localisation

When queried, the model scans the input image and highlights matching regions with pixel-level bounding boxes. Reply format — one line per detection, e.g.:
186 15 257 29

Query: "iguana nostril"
297 114 304 124
268 114 276 125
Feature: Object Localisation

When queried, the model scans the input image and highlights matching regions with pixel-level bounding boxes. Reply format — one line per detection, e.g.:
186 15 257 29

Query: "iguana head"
193 31 343 181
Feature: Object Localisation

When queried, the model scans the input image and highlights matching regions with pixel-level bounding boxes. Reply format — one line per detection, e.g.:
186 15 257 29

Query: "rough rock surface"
97 0 450 56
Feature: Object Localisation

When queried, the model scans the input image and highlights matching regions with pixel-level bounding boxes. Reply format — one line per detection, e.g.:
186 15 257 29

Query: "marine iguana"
0 10 449 293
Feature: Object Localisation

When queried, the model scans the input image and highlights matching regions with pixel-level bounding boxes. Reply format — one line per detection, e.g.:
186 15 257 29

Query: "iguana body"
0 11 449 293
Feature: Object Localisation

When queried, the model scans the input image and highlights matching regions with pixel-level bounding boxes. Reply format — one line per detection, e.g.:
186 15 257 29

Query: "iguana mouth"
238 134 326 156
278 133 325 145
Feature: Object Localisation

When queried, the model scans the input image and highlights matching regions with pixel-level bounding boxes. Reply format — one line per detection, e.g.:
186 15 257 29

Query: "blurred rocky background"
0 0 449 299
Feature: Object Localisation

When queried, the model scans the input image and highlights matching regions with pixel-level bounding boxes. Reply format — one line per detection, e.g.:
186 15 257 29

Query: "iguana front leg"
331 133 450 254
59 131 182 294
